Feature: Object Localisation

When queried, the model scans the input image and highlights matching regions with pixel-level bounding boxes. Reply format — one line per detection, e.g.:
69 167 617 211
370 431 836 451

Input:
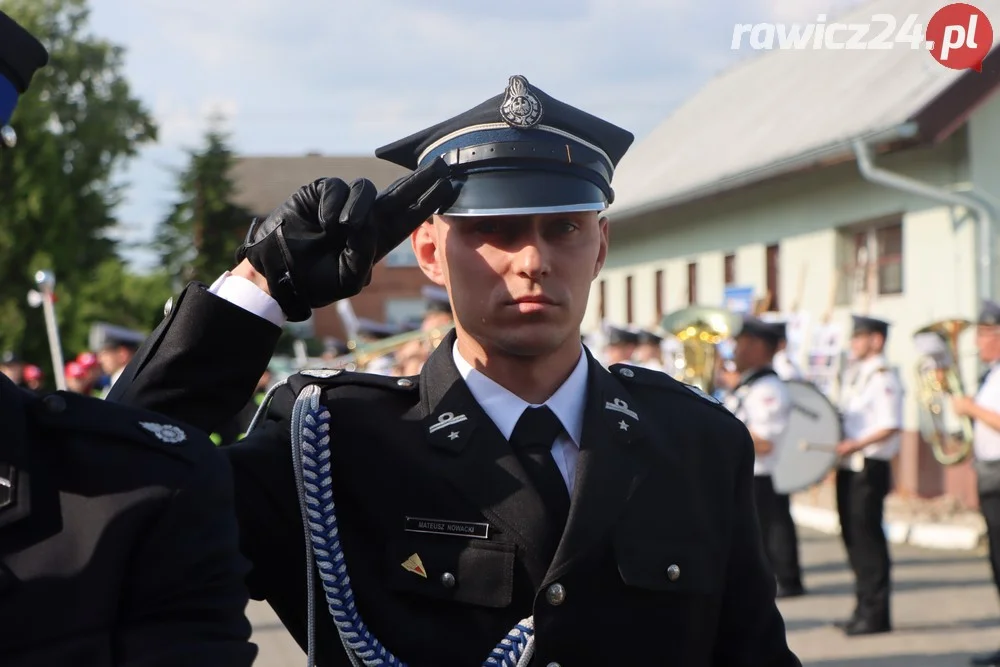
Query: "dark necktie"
509 406 571 534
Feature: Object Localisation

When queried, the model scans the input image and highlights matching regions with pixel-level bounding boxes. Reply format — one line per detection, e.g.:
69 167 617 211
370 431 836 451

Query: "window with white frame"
836 216 904 304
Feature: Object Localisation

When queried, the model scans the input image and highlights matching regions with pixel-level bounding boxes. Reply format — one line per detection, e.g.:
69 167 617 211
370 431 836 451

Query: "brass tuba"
329 323 454 372
660 305 742 395
912 318 974 465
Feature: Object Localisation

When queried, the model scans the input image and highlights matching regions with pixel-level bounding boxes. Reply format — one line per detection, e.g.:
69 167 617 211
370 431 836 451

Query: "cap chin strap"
281 383 536 667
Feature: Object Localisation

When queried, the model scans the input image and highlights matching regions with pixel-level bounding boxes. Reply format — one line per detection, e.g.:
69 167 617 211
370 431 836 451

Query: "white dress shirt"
723 370 790 477
772 350 804 381
453 343 588 495
974 363 1000 462
838 354 903 465
208 272 287 327
203 271 589 491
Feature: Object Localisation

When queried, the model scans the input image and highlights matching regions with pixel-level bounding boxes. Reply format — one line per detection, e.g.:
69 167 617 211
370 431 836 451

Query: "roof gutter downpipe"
852 134 995 306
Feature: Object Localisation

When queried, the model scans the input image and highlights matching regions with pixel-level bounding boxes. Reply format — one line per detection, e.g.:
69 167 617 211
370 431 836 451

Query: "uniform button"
42 394 67 414
397 378 413 388
546 663 561 667
163 296 173 317
619 367 634 378
440 572 456 588
666 564 681 581
545 582 566 606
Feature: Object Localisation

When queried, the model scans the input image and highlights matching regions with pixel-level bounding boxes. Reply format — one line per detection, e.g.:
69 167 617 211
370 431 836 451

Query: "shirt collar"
452 341 588 446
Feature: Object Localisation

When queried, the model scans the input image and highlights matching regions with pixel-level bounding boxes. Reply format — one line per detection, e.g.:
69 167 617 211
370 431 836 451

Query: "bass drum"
772 379 843 494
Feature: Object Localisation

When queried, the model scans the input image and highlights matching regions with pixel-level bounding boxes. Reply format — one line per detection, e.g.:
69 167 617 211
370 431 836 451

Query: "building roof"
229 154 411 215
607 0 1000 222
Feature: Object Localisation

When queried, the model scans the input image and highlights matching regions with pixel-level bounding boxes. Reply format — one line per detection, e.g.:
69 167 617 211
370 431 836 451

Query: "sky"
83 0 865 269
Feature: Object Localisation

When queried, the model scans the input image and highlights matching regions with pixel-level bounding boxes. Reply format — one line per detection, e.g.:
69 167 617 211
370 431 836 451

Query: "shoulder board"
286 368 420 398
609 363 735 416
30 391 208 463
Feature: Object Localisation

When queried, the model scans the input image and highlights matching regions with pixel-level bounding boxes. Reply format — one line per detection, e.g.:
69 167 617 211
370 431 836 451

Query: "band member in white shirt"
602 325 638 365
724 317 798 594
834 315 903 636
954 300 1000 667
632 329 665 372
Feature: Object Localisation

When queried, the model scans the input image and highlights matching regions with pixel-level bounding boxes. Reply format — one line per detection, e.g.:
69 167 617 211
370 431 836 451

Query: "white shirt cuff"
208 272 287 328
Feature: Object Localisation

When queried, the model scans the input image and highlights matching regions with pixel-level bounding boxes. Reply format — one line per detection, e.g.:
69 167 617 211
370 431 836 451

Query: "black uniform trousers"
835 458 892 625
753 476 804 590
979 491 1000 599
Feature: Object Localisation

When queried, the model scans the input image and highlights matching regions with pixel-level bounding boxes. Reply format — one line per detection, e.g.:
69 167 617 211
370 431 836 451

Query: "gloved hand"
235 158 453 321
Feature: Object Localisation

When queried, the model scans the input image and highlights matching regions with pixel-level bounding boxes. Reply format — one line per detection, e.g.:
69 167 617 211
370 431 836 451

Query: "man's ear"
412 219 445 286
594 215 609 278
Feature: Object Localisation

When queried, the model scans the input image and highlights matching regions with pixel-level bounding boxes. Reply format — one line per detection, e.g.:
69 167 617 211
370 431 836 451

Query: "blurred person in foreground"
954 300 1000 666
109 74 800 666
0 11 255 666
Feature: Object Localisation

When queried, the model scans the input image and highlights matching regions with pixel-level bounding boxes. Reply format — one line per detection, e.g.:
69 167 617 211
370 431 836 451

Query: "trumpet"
912 318 974 465
328 323 454 372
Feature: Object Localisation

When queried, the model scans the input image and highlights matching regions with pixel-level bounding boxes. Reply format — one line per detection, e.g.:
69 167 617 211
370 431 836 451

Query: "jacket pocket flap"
386 534 516 608
614 536 720 594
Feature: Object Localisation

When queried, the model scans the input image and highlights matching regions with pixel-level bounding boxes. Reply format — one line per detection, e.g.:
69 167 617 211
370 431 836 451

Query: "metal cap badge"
499 75 543 129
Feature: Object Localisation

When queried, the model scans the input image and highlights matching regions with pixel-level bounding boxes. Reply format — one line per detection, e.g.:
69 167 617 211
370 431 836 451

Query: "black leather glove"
235 158 453 321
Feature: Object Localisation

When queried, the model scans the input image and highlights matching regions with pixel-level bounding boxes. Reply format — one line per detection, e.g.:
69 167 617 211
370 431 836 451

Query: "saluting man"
110 75 800 666
0 11 255 666
834 315 903 636
953 300 1000 667
725 317 803 597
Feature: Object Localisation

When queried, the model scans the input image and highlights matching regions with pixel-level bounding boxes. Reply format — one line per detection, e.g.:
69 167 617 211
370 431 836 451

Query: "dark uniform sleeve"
714 428 801 667
115 442 258 666
108 283 282 434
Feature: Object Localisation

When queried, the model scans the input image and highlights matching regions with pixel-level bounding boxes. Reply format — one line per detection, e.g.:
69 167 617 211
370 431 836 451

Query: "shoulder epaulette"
609 363 736 417
286 368 420 398
31 391 206 463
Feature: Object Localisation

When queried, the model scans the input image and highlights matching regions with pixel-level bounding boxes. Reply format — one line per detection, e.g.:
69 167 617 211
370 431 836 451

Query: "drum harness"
726 367 780 417
248 379 537 667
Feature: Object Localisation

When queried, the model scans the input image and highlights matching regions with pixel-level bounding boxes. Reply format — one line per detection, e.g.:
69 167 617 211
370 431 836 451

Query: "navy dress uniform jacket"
109 284 801 667
0 373 256 666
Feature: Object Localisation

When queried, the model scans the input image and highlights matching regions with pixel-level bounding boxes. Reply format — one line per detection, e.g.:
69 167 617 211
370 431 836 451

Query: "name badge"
405 516 491 540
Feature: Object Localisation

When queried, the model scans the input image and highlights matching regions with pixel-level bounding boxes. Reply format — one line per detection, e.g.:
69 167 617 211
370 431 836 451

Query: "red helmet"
65 361 86 379
23 364 42 382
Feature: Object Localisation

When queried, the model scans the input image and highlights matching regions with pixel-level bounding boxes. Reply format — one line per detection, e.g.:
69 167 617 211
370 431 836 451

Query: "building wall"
312 260 432 342
967 90 1000 300
590 128 987 504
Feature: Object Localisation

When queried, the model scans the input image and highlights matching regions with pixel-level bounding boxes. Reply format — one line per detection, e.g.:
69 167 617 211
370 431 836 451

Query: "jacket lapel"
544 354 657 584
417 330 555 585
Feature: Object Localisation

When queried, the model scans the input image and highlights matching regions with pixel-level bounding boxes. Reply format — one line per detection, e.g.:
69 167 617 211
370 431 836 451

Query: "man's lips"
509 295 558 307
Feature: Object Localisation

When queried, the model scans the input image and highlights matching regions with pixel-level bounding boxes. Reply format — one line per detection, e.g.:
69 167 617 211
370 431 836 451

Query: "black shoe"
776 583 806 599
970 650 1000 666
843 618 891 636
832 618 853 630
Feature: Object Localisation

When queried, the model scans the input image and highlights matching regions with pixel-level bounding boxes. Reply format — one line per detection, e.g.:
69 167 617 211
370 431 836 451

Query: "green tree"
155 121 251 285
0 0 157 368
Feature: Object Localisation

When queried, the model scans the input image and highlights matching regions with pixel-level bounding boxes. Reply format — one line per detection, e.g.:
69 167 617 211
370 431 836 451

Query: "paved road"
248 528 1000 666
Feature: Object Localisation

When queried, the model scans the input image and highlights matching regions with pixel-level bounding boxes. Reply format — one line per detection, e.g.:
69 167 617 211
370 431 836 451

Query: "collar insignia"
499 75 543 129
604 397 638 420
428 411 468 434
139 422 187 444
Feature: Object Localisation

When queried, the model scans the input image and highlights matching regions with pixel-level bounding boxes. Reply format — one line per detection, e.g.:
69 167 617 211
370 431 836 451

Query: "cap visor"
440 170 607 216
